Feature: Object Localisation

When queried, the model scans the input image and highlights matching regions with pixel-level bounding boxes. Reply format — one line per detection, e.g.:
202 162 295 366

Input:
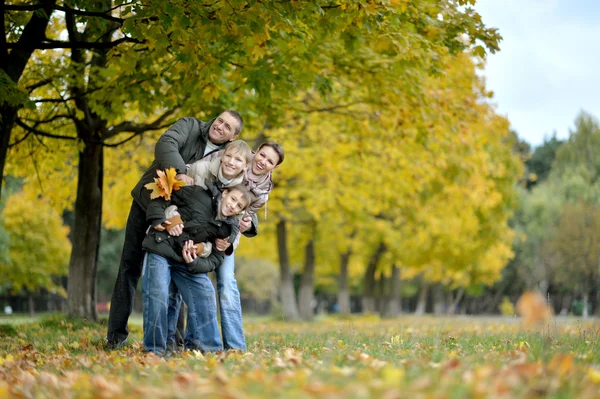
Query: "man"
106 110 252 348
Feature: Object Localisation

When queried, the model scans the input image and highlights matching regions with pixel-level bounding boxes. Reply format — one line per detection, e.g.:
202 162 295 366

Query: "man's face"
251 146 280 175
221 149 248 179
208 112 240 144
221 189 248 217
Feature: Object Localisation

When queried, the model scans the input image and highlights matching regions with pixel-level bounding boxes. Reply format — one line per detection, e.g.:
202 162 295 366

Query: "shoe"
105 338 128 350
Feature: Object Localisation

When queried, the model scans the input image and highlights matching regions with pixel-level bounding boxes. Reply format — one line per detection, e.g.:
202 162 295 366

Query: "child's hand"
215 238 232 252
182 240 198 263
239 216 252 233
165 220 184 236
153 222 166 231
176 174 194 186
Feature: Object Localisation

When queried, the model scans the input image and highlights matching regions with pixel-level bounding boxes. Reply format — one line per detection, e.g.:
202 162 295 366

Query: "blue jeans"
169 253 246 351
216 253 246 350
142 252 222 354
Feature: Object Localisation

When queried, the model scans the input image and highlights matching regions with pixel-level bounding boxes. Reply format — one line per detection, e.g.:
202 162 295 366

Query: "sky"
474 0 600 147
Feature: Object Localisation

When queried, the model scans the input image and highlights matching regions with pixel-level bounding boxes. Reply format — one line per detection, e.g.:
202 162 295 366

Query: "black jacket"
142 185 238 273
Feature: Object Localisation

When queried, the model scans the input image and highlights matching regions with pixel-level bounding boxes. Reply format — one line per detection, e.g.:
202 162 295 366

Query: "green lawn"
1 314 600 398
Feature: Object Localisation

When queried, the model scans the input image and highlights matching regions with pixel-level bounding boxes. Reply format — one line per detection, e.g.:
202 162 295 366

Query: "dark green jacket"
142 185 237 273
131 117 215 212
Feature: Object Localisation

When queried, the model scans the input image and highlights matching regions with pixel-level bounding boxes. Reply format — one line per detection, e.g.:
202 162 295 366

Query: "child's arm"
185 250 225 274
146 197 170 228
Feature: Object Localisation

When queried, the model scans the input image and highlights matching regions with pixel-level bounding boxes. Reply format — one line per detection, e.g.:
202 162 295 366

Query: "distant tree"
525 135 564 189
0 191 71 315
546 202 600 318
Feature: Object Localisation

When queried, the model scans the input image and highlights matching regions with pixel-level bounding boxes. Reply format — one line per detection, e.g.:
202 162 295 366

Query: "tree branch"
6 36 143 49
104 108 179 138
8 131 32 148
16 118 77 141
6 4 127 24
54 5 125 24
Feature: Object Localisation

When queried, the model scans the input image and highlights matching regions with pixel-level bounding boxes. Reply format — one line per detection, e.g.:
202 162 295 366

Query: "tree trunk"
560 294 572 316
432 284 445 315
414 279 429 316
67 143 103 320
376 272 387 314
28 293 35 318
0 0 57 198
0 107 16 198
337 249 352 315
583 292 589 319
385 265 401 317
276 220 300 321
361 242 386 313
447 287 464 315
298 238 316 321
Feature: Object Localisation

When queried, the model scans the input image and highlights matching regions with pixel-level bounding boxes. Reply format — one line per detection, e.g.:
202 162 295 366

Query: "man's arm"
154 117 198 174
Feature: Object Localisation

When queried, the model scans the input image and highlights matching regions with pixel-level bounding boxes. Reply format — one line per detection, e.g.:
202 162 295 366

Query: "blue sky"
474 0 600 147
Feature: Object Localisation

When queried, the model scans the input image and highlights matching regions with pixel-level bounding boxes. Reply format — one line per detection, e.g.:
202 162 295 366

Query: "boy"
142 184 254 356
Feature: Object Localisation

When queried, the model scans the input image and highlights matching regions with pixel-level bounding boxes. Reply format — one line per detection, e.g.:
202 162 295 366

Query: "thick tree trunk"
0 0 57 198
385 265 401 317
337 249 352 315
0 108 16 198
67 143 103 320
298 238 316 321
276 220 300 321
414 279 429 316
361 242 386 313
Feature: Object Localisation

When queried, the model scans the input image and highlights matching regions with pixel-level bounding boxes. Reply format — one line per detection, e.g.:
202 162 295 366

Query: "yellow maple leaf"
144 167 186 200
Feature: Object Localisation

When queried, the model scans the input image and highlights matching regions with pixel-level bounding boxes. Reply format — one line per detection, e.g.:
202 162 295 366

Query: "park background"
4 1 600 398
2 0 600 322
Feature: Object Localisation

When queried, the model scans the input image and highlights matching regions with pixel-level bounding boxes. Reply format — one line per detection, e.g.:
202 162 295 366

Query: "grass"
1 314 600 398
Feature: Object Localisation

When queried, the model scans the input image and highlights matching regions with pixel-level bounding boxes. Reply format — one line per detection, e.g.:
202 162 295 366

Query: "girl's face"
221 150 248 179
252 146 280 175
221 189 248 217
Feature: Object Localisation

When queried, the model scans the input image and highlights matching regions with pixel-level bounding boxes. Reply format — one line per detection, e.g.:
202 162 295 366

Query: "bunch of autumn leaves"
144 168 185 200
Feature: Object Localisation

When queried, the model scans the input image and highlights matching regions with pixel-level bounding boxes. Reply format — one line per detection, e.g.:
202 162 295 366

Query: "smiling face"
221 188 250 217
220 148 248 179
251 146 280 175
208 112 241 144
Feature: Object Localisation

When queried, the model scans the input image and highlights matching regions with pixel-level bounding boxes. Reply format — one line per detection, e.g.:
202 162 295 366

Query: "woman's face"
251 146 280 175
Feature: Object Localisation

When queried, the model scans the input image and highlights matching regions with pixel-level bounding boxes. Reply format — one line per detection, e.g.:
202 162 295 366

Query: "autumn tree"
546 202 600 318
0 191 71 315
5 0 502 320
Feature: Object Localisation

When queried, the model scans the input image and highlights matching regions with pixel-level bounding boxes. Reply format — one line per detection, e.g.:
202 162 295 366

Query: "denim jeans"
142 252 222 354
215 253 246 350
169 252 246 351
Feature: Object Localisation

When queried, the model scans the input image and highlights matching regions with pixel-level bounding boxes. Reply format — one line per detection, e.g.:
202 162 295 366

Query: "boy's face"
252 146 280 176
221 189 248 217
221 149 248 179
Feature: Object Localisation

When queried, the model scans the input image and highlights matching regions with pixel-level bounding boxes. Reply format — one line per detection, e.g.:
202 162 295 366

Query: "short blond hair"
224 140 252 164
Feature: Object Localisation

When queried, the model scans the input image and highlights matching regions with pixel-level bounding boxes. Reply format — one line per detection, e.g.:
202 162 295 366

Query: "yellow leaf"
144 167 185 200
587 368 600 384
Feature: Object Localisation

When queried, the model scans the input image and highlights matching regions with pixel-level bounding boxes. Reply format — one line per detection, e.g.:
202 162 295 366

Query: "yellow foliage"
0 192 71 294
144 167 185 200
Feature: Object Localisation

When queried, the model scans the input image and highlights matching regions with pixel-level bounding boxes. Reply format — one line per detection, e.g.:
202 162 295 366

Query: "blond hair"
224 140 252 164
